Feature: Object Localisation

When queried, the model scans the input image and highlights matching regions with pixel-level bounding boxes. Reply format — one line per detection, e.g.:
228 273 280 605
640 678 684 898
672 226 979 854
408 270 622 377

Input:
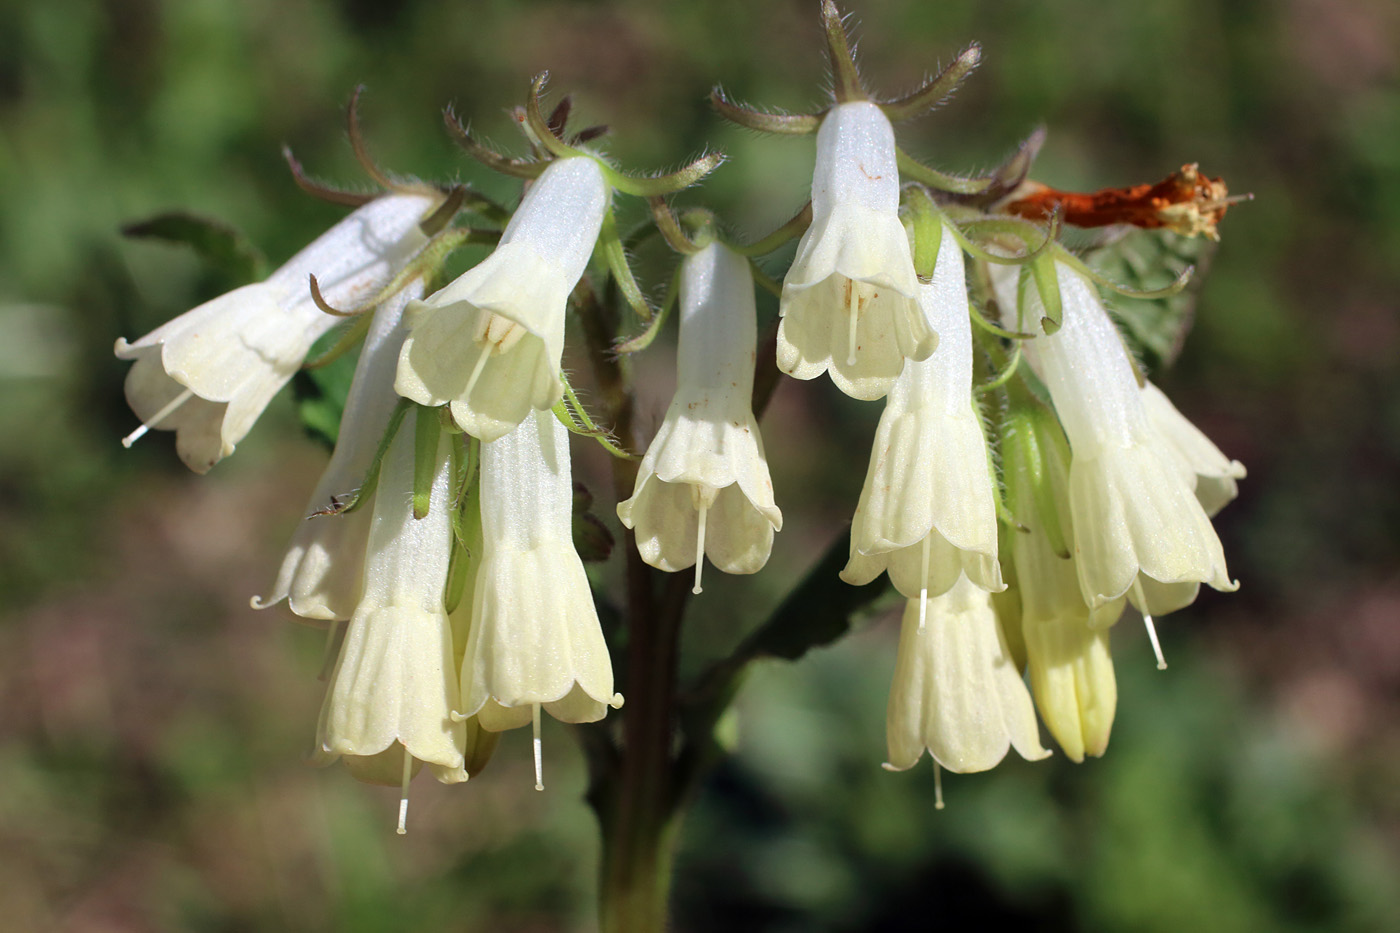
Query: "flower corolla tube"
458 409 622 741
617 241 782 594
115 192 439 472
777 101 934 400
252 281 423 622
841 225 1002 604
884 576 1050 774
996 262 1238 617
313 414 469 789
395 156 609 441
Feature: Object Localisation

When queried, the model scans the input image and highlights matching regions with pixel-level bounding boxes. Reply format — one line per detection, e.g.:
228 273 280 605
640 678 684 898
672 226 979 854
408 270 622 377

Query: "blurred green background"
2 0 1398 930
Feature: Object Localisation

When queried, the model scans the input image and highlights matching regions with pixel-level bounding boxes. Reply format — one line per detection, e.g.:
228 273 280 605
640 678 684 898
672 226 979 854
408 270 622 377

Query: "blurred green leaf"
1085 228 1216 372
121 211 269 284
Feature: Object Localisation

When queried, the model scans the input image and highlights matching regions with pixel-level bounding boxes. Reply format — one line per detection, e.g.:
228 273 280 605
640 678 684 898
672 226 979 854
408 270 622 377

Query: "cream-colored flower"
1141 380 1246 517
1010 264 1237 612
884 576 1050 773
459 409 621 737
314 413 467 788
1002 400 1122 762
778 101 934 400
841 225 1002 602
617 241 781 594
115 192 438 472
252 282 423 622
395 157 609 441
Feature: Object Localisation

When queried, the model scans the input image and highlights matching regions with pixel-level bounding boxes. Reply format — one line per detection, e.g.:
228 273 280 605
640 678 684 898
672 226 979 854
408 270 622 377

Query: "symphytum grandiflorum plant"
114 3 1250 929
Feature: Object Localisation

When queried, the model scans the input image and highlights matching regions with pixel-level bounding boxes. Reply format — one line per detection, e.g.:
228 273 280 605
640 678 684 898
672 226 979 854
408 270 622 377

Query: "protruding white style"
1141 380 1246 517
616 242 782 593
115 193 438 473
842 226 1003 599
1003 406 1123 762
459 409 622 731
395 157 609 441
1007 264 1237 613
314 417 468 786
252 281 423 622
883 576 1051 773
777 101 934 400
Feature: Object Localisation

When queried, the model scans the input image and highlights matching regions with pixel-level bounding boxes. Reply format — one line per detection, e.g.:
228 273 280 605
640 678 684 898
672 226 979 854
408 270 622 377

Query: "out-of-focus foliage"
1 0 1398 930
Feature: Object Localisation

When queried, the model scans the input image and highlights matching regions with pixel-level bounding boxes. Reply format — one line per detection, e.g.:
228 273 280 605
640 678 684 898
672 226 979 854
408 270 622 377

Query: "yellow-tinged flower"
1002 400 1122 762
458 409 621 738
884 576 1050 774
998 263 1237 614
115 192 439 472
395 157 609 441
314 415 469 790
842 224 1002 602
252 282 423 622
617 241 781 594
778 101 934 400
1141 380 1246 517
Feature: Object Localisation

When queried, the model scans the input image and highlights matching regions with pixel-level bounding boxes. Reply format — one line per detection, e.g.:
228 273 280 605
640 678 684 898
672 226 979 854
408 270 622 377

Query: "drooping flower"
395 156 609 441
1141 380 1246 517
841 224 1002 602
1002 397 1123 762
115 192 439 472
778 101 934 400
458 409 621 742
617 241 782 594
1002 262 1237 614
252 281 423 622
884 575 1050 774
313 410 468 789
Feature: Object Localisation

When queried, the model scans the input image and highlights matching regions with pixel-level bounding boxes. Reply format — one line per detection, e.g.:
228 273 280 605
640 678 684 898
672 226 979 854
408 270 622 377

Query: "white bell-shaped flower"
314 414 468 787
251 282 423 622
841 226 1002 602
778 101 934 400
395 157 609 441
1002 402 1122 762
616 242 782 594
1011 264 1237 612
459 409 621 735
884 575 1050 774
115 192 438 472
1141 380 1246 517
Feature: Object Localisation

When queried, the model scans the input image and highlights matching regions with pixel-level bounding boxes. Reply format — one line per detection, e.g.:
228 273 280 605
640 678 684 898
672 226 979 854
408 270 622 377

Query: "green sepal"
411 404 442 520
121 212 268 284
553 372 638 461
1029 254 1064 335
1001 394 1072 559
595 151 727 199
444 433 481 616
709 89 822 134
313 398 412 516
902 187 945 279
729 202 813 258
821 0 866 102
879 43 981 122
614 267 679 356
597 206 654 323
897 147 994 195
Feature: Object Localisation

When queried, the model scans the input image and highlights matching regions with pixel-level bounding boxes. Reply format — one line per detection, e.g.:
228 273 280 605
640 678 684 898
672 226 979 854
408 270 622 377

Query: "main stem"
575 279 686 932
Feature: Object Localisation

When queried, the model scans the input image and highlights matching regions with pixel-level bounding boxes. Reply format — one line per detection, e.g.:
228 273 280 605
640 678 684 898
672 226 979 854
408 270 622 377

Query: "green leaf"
685 530 892 707
292 338 358 449
1083 228 1217 372
121 211 268 283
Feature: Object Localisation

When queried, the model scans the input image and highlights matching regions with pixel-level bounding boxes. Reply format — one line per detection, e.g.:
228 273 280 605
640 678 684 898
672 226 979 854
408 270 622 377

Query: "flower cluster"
115 1 1246 830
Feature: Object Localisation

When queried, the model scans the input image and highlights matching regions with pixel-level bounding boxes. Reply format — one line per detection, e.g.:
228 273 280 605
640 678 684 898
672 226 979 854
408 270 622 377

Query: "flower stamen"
693 503 709 595
933 760 945 810
1133 579 1169 670
122 387 195 448
532 703 545 791
397 749 412 835
918 533 931 631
